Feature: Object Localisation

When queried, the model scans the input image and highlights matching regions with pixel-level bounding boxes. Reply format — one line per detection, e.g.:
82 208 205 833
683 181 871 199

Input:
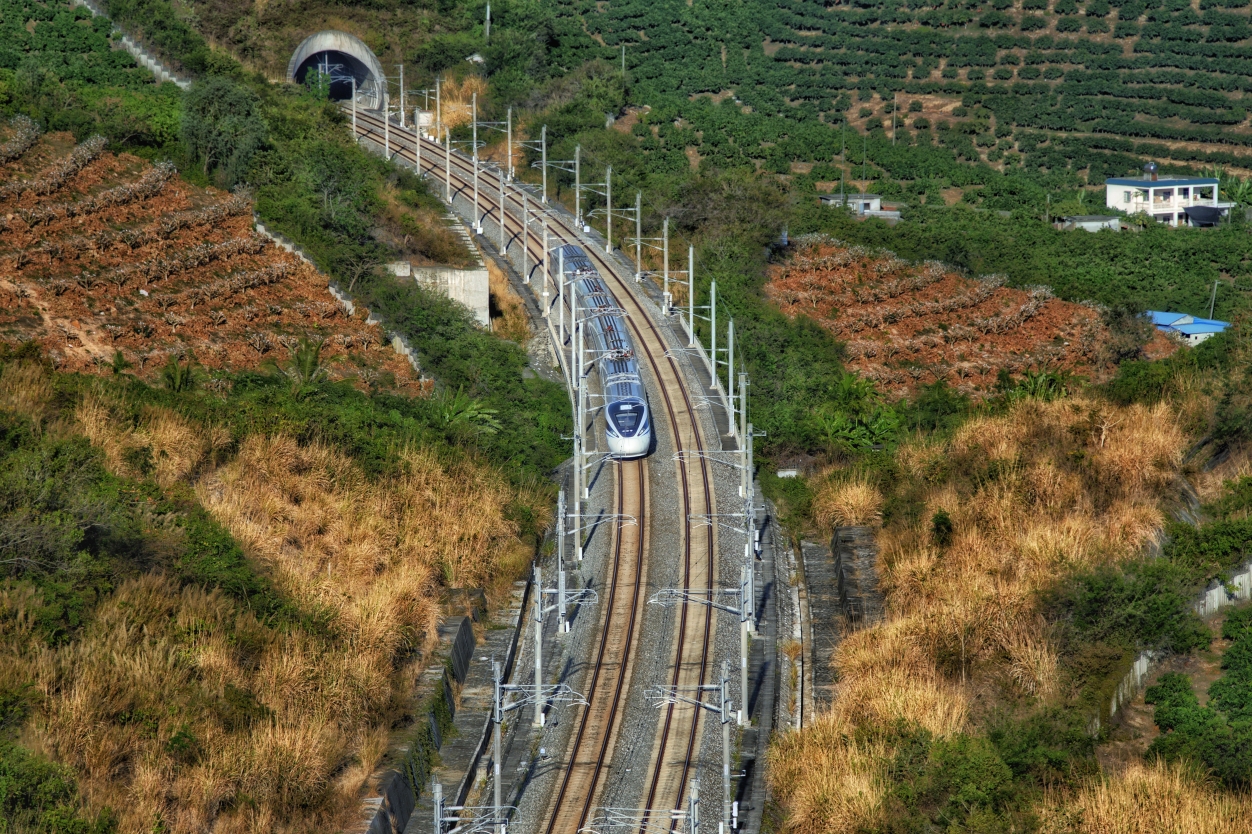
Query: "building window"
1124 190 1131 203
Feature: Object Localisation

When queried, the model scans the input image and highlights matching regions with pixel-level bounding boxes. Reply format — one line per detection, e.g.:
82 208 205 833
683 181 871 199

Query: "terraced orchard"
0 122 417 387
767 235 1173 396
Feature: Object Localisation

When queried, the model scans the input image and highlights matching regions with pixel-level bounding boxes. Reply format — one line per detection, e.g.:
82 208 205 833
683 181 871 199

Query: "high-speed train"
559 245 652 458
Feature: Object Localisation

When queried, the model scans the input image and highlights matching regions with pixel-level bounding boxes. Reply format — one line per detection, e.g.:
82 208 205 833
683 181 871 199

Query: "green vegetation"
0 0 182 154
0 741 116 834
1145 605 1252 787
881 712 1097 831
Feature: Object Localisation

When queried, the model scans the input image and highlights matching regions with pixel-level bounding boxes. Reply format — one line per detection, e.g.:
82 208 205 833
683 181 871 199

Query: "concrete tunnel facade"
287 31 387 110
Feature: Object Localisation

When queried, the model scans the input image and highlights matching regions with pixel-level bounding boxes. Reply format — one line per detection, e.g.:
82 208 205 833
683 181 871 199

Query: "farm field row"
0 125 421 389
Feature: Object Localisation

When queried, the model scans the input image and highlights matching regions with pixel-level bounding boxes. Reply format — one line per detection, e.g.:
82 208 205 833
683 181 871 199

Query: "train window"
616 413 638 429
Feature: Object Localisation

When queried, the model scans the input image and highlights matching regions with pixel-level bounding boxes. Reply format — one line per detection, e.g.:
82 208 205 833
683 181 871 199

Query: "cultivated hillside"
554 0 1252 176
0 125 420 388
766 235 1179 397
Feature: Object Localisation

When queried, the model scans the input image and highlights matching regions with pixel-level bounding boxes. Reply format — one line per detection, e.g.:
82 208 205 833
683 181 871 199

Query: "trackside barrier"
1095 556 1252 736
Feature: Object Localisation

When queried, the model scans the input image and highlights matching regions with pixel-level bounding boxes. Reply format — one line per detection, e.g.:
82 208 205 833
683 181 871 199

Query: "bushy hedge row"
1145 605 1252 786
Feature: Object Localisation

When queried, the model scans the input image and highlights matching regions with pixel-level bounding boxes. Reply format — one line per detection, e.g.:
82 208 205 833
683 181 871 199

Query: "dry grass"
76 389 229 489
487 258 531 345
198 433 538 629
1038 760 1252 834
767 711 891 834
768 395 1189 832
0 360 55 431
812 475 883 531
437 74 489 131
2 391 548 832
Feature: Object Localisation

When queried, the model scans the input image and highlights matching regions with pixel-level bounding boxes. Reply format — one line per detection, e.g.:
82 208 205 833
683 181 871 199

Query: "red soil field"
0 130 422 390
766 235 1175 398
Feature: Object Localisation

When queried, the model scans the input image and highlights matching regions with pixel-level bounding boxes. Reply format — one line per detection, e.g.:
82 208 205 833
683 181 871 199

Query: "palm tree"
283 337 329 397
161 353 199 393
434 387 502 438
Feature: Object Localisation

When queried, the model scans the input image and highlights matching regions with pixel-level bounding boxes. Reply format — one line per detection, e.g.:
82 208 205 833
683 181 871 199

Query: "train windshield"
609 402 643 433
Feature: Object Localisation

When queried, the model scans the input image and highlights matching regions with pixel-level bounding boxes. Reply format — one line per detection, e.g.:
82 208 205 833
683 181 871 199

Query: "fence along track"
351 111 718 831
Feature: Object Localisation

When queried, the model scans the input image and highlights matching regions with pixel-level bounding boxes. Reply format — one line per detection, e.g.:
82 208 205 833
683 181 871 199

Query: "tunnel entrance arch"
287 31 386 110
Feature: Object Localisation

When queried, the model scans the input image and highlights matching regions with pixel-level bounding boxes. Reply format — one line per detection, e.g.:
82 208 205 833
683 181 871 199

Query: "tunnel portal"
287 31 386 110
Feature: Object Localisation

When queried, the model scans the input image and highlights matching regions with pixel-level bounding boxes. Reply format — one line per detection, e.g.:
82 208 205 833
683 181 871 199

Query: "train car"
559 245 652 458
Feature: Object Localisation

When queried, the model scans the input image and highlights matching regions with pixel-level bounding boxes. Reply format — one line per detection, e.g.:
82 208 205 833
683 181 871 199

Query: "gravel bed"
423 168 746 833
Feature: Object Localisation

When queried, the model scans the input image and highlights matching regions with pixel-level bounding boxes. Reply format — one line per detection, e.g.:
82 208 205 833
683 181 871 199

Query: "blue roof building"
1145 311 1230 346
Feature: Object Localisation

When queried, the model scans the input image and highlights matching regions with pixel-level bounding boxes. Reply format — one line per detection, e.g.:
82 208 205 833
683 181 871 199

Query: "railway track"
544 458 646 834
350 111 719 833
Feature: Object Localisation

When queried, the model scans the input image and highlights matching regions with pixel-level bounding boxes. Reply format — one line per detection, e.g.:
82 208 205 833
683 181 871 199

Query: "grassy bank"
0 344 553 831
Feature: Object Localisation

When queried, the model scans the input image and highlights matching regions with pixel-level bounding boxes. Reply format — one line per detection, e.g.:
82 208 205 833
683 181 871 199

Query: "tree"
160 353 200 393
282 338 329 398
181 77 267 187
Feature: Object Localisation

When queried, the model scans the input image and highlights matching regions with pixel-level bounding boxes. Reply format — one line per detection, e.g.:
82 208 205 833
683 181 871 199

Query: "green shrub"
0 741 117 833
1144 621 1252 788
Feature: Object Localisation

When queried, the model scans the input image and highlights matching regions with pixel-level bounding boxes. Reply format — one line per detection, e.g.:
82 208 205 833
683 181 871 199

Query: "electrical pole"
605 165 613 253
492 661 503 823
574 145 582 225
472 92 480 233
499 168 507 252
688 245 695 346
506 106 513 180
533 565 544 726
662 216 670 314
635 191 642 281
384 84 390 158
351 77 357 138
721 660 733 831
710 280 718 389
728 319 735 427
559 248 566 353
543 224 551 317
541 125 548 204
445 127 452 202
435 77 441 139
522 191 529 283
399 64 405 129
1210 279 1219 318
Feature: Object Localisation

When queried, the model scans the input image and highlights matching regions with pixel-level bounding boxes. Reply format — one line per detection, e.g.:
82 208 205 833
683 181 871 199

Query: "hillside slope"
0 130 421 387
553 0 1252 176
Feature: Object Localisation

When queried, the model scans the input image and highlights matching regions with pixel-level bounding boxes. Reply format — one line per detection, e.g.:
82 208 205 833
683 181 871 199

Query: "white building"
1062 215 1120 232
821 193 902 221
1105 171 1233 226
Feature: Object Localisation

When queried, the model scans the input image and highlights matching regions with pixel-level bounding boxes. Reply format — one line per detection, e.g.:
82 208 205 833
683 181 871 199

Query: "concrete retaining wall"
359 617 477 834
388 260 490 328
1100 556 1252 733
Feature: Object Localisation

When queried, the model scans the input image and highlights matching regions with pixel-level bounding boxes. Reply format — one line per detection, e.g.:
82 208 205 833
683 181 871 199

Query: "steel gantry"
490 661 587 829
531 555 598 728
580 785 703 834
430 780 516 834
645 662 737 834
